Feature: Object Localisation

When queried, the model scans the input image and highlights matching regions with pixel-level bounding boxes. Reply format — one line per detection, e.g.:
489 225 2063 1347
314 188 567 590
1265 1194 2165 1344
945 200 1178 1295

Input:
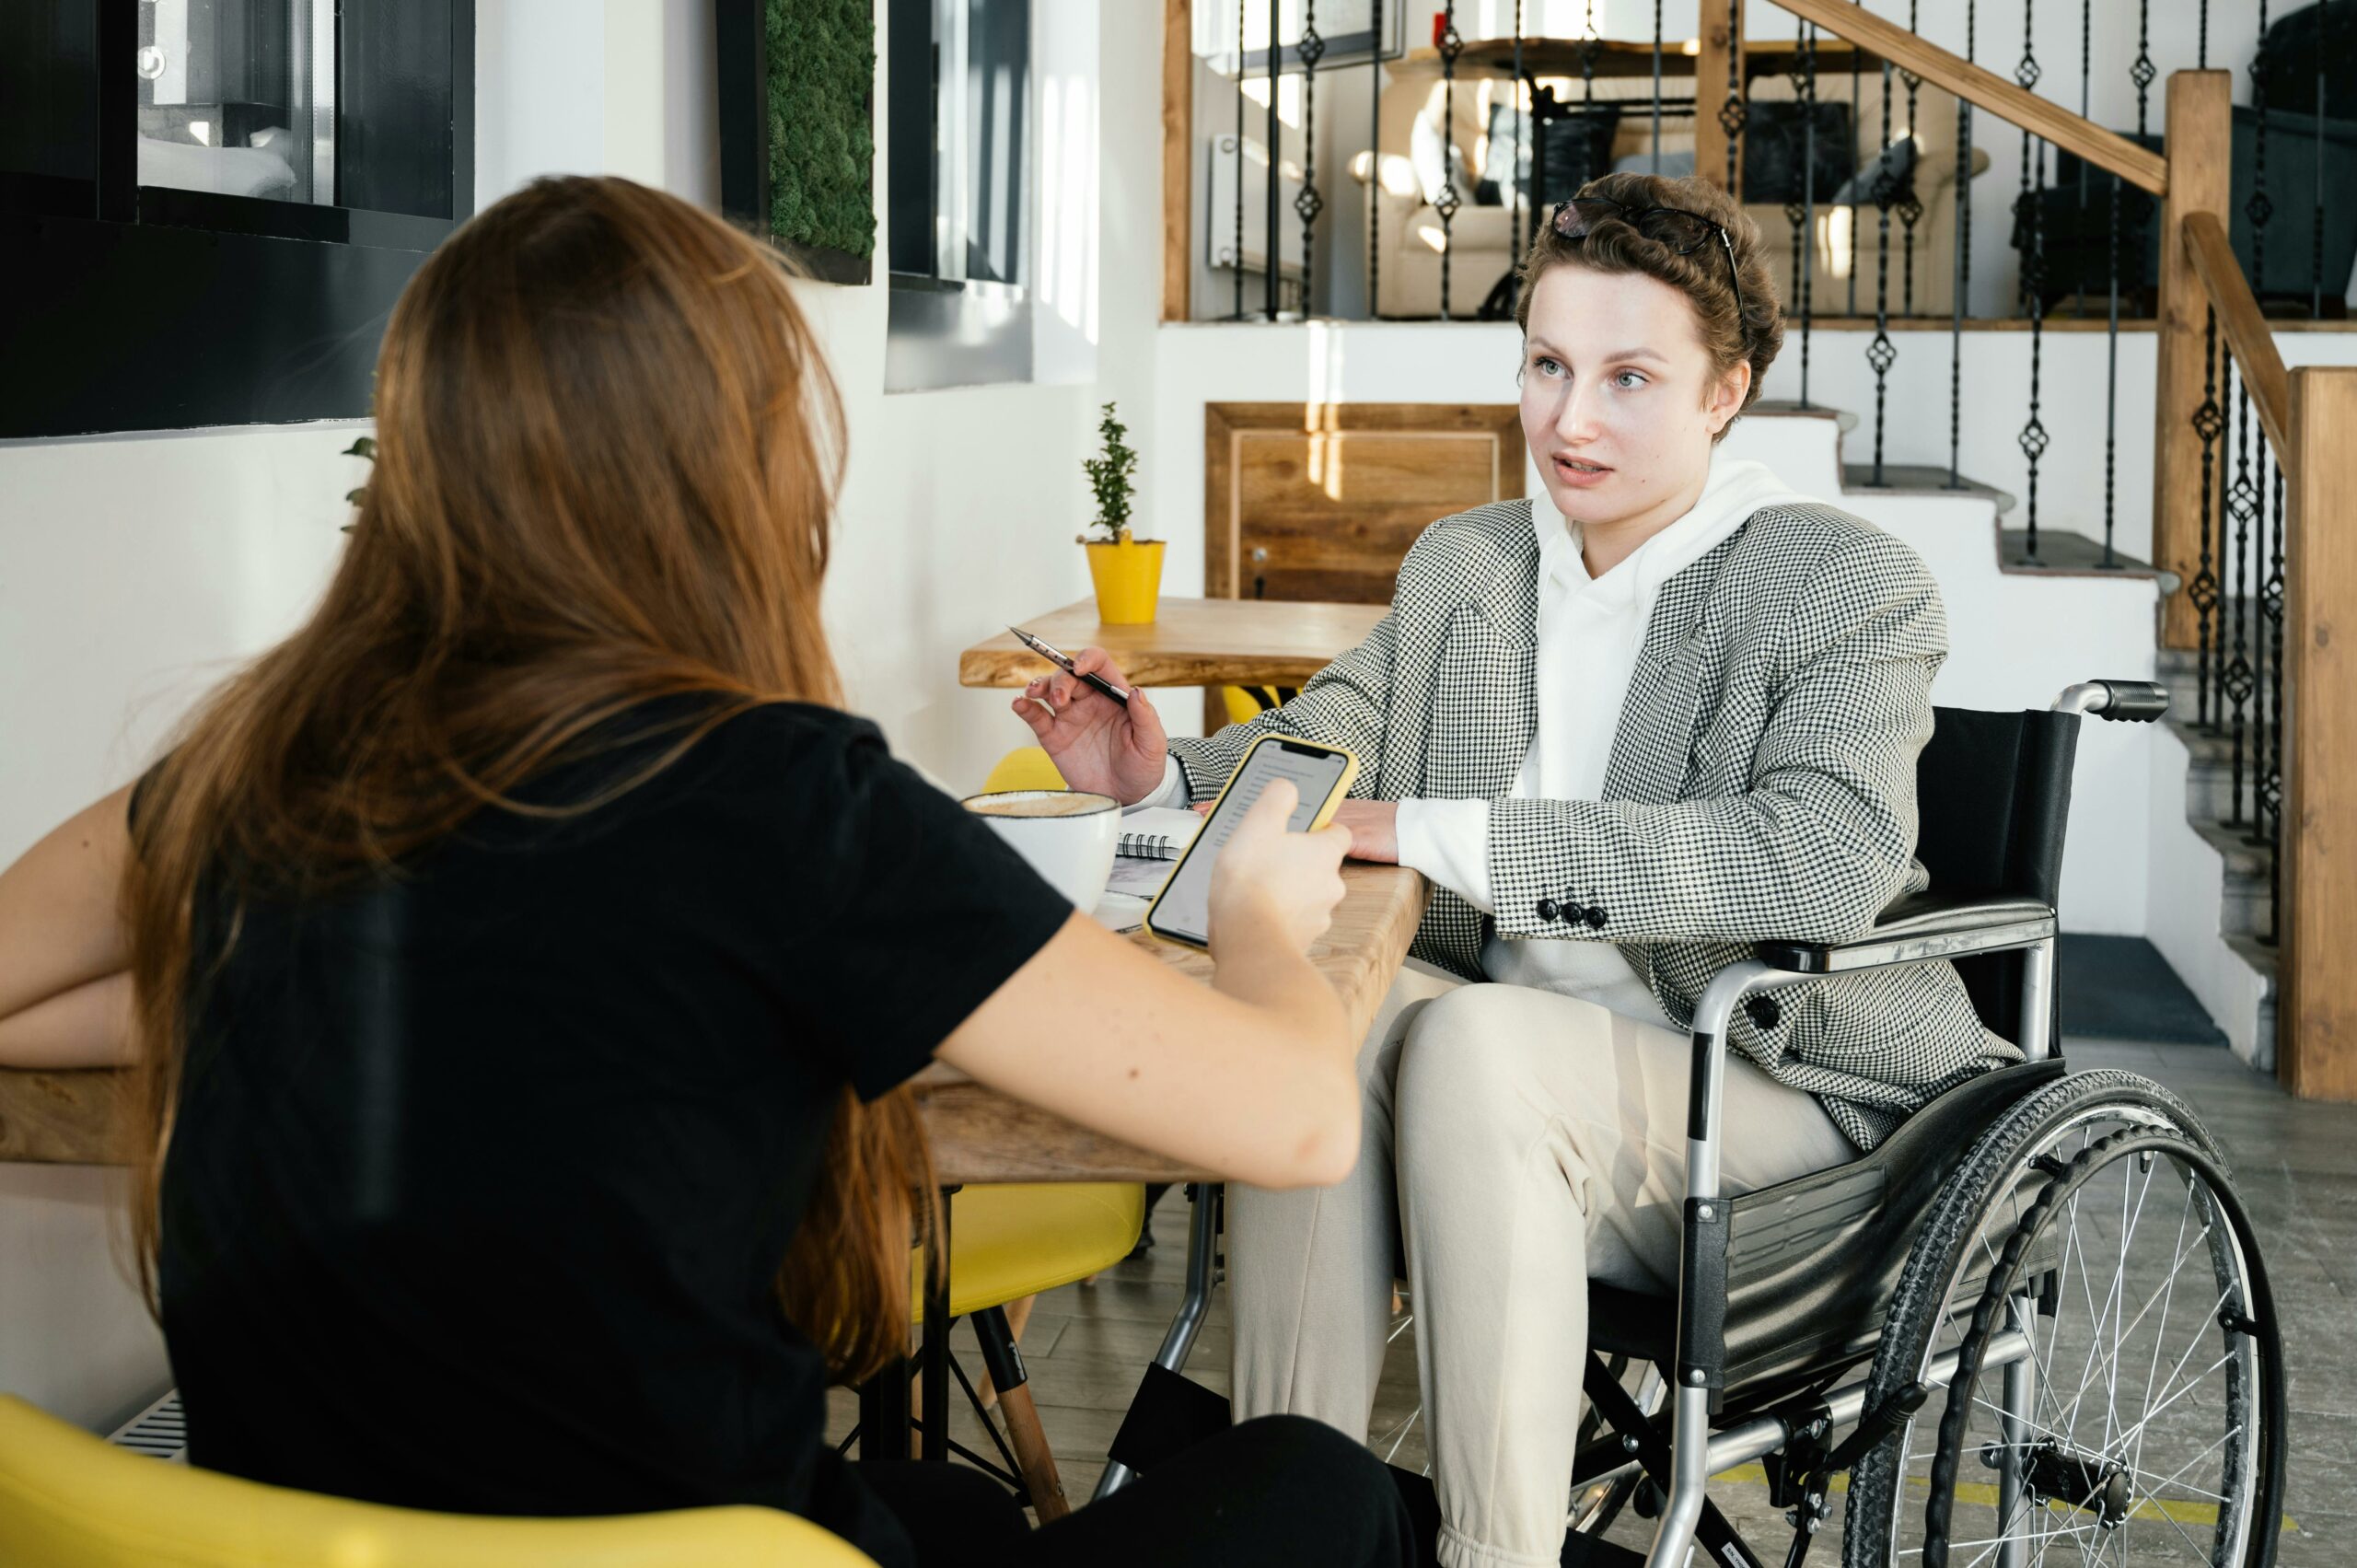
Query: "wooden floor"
828 1039 2357 1562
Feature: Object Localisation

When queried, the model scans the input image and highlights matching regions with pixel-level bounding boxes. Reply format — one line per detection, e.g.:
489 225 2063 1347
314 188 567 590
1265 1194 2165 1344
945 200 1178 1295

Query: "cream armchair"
1356 56 1984 320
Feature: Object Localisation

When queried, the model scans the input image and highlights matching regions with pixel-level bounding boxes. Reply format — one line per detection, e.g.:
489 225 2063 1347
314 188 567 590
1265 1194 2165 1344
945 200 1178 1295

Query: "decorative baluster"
1791 25 1818 408
1898 1 1922 317
1572 0 1598 226
2014 4 2048 563
2196 318 2215 736
2250 448 2270 842
1846 22 1859 318
2316 52 2328 317
2073 0 2090 316
2262 451 2286 937
1867 50 1896 483
1948 0 1976 487
1235 0 1246 319
1720 0 1746 193
1511 0 1524 284
1651 0 1664 177
2223 377 2257 824
1582 0 1598 110
2251 3 2273 313
2242 6 2276 832
1437 2 1461 321
1367 0 1381 319
2107 0 2155 568
1264 0 1281 319
1295 1 1323 318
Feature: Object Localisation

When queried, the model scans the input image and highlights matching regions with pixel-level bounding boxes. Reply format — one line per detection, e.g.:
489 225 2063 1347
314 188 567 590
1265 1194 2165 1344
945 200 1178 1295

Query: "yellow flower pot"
1084 537 1165 625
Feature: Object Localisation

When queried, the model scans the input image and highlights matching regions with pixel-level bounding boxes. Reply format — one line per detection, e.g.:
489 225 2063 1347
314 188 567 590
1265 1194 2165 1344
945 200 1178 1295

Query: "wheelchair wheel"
1844 1070 2286 1567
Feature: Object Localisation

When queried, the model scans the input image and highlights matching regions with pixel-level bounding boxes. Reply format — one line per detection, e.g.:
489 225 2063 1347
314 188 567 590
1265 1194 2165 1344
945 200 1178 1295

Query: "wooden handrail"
2184 211 2293 460
1772 0 2167 196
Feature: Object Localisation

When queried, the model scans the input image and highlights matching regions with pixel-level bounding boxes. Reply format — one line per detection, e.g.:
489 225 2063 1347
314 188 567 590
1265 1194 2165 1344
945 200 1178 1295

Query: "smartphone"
1144 736 1360 950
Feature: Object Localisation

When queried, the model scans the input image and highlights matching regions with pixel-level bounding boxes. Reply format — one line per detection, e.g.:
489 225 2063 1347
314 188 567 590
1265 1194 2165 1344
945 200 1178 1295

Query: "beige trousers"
1227 970 1854 1568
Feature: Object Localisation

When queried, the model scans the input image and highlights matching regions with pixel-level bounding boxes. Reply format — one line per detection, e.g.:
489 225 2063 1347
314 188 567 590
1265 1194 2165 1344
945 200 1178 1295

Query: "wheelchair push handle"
2053 679 2169 723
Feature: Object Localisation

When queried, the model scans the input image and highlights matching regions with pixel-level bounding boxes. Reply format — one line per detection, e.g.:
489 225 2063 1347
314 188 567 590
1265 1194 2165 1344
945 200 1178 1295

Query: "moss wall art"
766 0 877 267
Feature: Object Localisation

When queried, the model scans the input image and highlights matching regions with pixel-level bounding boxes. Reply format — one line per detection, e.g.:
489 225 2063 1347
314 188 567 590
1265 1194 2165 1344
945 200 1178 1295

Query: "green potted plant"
1077 401 1161 624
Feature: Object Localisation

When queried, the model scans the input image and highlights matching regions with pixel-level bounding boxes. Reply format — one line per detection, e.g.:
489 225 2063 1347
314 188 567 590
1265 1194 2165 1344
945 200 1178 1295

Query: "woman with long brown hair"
0 176 1409 1568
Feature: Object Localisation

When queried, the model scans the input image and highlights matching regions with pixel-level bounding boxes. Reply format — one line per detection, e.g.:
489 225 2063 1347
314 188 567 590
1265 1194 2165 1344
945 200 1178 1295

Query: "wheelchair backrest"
1913 706 2082 1044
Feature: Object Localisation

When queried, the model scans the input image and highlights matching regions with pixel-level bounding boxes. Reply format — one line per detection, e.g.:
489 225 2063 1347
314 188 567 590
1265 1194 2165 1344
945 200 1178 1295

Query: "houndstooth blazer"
1168 497 2020 1150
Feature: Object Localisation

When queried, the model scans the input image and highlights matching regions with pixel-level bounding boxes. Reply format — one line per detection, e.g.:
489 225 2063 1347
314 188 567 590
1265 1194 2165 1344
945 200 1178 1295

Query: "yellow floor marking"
1702 1462 2296 1531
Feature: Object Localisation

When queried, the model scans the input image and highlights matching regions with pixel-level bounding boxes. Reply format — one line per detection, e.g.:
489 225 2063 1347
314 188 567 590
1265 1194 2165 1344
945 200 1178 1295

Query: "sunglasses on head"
1551 197 1745 322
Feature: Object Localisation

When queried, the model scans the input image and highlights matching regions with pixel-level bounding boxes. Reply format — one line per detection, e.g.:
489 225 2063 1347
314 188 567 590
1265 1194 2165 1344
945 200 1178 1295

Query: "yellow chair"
0 1394 877 1567
1220 684 1295 727
980 747 1067 795
878 754 1150 1523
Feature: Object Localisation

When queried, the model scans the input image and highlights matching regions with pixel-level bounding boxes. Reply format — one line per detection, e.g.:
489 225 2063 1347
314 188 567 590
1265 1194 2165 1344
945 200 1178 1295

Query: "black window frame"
0 0 475 438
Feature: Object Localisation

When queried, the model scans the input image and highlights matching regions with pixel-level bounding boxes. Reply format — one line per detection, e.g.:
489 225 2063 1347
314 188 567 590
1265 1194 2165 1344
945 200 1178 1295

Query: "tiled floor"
829 1039 2355 1562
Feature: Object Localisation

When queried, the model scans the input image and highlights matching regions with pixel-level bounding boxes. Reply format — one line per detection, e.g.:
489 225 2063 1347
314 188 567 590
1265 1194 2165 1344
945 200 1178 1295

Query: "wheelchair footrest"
1107 1364 1232 1474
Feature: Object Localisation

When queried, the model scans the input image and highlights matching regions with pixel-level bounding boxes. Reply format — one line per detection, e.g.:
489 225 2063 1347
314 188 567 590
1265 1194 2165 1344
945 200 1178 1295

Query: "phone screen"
1147 739 1352 947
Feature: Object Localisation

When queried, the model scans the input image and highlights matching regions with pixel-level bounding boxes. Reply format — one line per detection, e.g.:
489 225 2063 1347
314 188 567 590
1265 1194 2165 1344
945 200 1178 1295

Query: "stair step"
1751 399 1860 433
2165 717 2282 772
2189 819 2275 882
2223 932 2281 982
1997 528 2169 580
1840 463 2015 514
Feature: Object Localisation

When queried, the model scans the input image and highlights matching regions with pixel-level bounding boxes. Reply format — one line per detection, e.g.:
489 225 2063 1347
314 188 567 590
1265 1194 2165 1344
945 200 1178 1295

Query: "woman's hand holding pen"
1012 646 1170 804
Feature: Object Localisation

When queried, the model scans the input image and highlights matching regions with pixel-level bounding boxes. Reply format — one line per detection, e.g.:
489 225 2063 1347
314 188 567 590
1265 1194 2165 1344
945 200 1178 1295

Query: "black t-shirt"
152 701 1072 1565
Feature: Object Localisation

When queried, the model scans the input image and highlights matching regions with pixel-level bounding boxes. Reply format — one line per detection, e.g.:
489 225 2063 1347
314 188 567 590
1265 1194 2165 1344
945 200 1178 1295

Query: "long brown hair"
120 175 935 1383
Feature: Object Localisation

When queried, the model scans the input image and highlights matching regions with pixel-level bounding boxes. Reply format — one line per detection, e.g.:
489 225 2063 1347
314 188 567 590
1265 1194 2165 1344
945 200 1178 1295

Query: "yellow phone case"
1142 735 1361 949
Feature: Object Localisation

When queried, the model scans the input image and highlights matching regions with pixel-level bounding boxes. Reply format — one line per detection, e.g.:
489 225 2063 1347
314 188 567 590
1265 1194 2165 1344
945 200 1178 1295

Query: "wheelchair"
1105 679 2287 1568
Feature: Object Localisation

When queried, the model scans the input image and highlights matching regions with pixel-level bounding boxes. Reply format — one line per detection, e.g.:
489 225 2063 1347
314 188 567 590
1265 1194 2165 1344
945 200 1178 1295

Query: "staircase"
2148 642 2280 1070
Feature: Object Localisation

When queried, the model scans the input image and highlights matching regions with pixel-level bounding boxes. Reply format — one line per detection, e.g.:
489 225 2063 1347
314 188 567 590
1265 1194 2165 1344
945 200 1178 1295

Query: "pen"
1009 626 1132 706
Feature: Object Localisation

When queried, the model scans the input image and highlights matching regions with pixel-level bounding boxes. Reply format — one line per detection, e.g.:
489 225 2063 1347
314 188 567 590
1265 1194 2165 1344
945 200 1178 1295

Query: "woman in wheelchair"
1024 172 2283 1568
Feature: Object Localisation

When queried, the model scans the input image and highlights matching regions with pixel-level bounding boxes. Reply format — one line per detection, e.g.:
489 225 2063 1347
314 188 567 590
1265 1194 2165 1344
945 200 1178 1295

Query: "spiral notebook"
1116 807 1202 862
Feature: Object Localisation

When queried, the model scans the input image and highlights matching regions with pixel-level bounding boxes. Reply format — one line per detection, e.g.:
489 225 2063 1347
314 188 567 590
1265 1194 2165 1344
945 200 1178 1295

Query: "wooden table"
0 865 1431 1181
958 597 1385 693
912 861 1427 1183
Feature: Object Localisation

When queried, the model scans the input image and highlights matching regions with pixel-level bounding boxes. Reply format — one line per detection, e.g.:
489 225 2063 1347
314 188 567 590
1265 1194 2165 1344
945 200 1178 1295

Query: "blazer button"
1745 996 1782 1029
1536 898 1561 923
1585 906 1608 929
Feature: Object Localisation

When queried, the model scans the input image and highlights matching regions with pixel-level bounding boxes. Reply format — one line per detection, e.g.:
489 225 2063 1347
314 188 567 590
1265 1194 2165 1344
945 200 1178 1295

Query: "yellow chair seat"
980 747 1068 795
0 1395 877 1567
914 1183 1147 1322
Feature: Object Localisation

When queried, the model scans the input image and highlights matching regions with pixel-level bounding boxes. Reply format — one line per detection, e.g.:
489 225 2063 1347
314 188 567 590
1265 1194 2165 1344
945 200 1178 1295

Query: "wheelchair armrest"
1754 892 2057 976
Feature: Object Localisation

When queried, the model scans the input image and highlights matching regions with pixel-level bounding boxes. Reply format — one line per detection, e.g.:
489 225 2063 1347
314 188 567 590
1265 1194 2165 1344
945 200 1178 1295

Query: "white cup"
961 790 1120 910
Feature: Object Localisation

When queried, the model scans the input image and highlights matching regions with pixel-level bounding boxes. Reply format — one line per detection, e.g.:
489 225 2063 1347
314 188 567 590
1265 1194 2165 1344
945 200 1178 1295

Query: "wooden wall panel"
1204 402 1527 607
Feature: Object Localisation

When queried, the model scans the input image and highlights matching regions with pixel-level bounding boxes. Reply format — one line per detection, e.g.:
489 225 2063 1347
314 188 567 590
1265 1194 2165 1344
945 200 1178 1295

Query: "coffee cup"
961 789 1120 910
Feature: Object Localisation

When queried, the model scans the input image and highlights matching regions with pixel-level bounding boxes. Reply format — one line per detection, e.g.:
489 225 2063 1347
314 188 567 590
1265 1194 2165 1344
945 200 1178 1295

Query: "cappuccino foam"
964 791 1113 819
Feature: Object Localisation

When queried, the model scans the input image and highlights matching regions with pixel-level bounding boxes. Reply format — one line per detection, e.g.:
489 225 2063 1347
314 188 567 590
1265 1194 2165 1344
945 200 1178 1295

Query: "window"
0 1 472 437
884 0 1034 390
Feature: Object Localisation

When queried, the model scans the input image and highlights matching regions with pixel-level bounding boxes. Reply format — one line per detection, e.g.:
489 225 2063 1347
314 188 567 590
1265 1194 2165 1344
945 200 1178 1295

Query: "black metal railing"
1190 0 2320 949
2013 0 2049 563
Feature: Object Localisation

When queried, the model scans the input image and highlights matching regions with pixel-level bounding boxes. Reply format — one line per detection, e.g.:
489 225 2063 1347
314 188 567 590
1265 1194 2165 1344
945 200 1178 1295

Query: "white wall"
0 0 1153 1434
0 424 366 1433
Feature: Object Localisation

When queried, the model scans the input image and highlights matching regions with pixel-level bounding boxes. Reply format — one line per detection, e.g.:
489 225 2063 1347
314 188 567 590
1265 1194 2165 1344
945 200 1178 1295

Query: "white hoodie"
1396 452 1811 1018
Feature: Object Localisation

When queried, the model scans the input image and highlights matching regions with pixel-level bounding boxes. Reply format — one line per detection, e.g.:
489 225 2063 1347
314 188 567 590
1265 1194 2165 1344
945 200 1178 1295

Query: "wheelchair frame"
1100 680 2216 1568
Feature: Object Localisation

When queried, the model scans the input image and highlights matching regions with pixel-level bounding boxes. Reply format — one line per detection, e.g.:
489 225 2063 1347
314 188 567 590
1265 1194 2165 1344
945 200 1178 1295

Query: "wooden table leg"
975 1304 1070 1521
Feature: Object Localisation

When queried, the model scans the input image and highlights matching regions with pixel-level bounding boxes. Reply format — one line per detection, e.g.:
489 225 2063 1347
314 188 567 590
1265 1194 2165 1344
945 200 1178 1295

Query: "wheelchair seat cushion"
1582 1059 2065 1405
